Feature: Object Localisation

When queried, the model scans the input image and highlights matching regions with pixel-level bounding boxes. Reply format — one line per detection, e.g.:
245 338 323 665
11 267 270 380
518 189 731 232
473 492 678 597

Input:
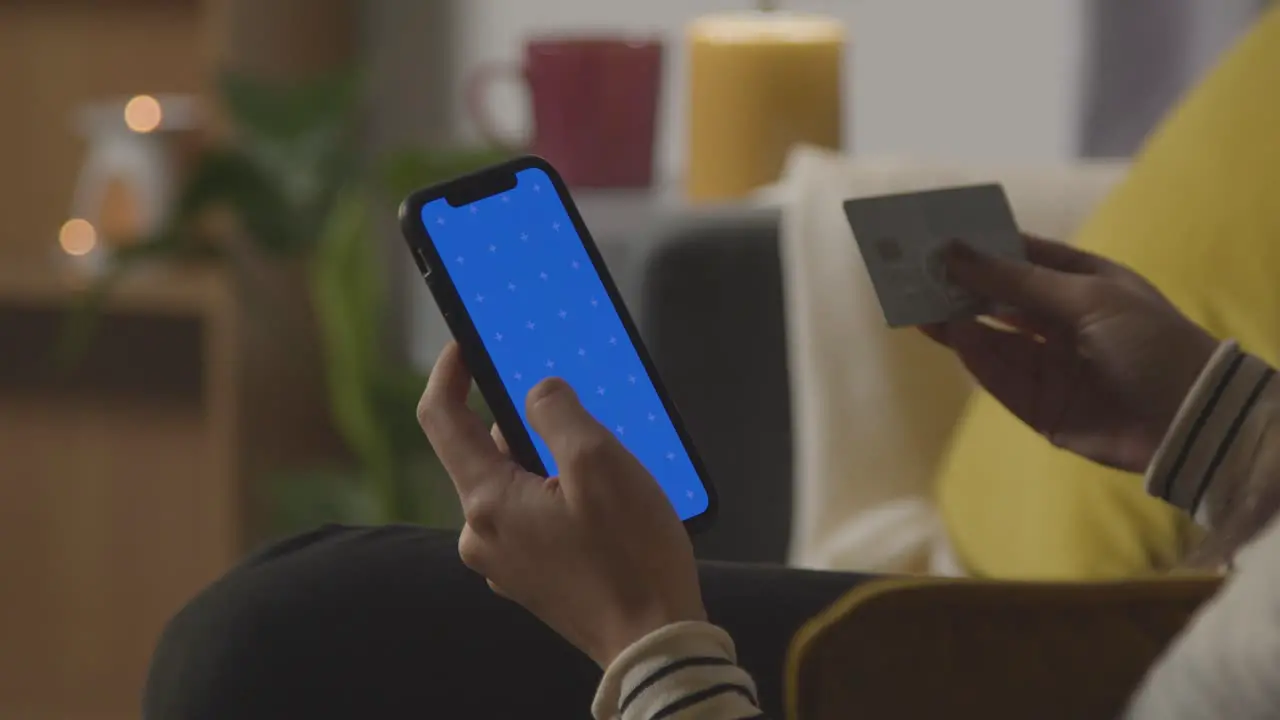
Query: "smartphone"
399 155 716 530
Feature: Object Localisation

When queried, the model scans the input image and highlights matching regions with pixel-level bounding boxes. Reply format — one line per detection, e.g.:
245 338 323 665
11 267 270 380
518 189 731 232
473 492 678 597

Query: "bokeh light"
59 218 97 256
124 94 163 133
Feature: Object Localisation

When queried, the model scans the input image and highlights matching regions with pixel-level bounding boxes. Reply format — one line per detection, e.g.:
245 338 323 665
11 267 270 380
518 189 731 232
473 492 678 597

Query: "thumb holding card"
941 237 1099 325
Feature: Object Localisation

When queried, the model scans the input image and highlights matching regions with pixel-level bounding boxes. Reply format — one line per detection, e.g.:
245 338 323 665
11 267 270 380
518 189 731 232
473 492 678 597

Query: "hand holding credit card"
844 184 1026 327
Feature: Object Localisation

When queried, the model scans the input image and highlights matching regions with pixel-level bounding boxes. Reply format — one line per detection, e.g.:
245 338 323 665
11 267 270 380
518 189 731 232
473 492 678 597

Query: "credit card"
844 183 1025 327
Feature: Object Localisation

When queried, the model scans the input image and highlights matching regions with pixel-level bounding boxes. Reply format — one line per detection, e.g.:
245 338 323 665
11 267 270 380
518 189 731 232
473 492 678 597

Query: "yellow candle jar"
685 12 845 202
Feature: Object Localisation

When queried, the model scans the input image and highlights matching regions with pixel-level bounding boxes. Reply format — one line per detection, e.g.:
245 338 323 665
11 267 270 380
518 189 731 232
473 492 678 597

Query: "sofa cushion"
936 5 1280 579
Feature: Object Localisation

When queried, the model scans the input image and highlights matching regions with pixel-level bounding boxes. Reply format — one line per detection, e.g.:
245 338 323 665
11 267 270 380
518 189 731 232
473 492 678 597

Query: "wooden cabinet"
0 263 237 720
0 258 345 720
0 262 347 720
0 1 357 717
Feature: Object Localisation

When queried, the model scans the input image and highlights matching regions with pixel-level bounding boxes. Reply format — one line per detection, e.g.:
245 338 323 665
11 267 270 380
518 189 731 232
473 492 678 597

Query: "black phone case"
398 154 717 534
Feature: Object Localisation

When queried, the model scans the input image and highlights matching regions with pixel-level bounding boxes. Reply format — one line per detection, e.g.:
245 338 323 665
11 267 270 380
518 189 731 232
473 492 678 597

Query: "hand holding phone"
418 342 706 669
405 156 716 668
400 156 716 528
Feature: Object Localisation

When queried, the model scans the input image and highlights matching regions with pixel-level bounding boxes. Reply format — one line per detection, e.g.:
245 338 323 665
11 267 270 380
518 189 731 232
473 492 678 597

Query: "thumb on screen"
525 378 623 474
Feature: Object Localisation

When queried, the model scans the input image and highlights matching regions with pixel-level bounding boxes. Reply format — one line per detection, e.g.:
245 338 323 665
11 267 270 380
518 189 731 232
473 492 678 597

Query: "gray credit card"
843 184 1025 327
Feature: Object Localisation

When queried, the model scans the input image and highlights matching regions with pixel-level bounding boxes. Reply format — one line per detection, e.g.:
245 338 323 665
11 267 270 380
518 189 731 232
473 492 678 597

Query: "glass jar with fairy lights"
59 94 201 276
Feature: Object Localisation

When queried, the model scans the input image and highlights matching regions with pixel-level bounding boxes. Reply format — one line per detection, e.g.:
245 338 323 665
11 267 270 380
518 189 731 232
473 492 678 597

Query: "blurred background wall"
448 0 1083 170
402 0 1261 363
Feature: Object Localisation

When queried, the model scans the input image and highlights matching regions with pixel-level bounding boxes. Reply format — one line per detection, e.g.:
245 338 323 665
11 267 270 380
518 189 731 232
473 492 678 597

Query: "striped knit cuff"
1145 341 1276 525
592 621 761 720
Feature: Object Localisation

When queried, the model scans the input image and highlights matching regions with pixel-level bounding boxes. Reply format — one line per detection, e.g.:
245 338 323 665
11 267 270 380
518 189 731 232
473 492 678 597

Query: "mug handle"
465 61 529 152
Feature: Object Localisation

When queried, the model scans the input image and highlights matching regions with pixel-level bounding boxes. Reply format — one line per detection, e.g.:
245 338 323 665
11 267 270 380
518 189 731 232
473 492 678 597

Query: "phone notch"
445 169 518 208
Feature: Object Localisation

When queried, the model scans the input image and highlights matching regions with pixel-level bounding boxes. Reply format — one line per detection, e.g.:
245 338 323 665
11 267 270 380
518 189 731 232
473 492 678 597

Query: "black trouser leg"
143 525 869 719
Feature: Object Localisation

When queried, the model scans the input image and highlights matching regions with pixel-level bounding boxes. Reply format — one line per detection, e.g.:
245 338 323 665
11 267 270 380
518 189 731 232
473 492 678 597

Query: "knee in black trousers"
143 525 867 719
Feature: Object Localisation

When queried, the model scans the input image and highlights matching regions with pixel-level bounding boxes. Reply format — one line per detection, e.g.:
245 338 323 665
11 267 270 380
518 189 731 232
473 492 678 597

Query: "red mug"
467 36 664 189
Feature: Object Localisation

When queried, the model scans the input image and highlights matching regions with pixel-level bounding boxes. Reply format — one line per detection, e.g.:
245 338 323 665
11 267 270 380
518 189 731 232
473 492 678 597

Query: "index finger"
417 341 512 498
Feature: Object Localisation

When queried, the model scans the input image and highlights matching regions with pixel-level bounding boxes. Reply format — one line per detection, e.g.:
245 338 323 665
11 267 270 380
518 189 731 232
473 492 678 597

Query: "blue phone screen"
421 167 709 520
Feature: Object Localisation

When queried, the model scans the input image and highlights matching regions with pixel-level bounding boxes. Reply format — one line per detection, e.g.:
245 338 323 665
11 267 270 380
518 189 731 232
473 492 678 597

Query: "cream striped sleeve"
592 622 765 720
1128 339 1280 720
1144 340 1280 560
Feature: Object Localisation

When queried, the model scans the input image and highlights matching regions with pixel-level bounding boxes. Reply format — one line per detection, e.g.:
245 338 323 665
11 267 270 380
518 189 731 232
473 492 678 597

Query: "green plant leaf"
265 465 387 537
218 68 361 142
367 363 494 459
370 365 431 459
175 147 303 255
308 186 398 517
59 141 318 373
240 125 355 240
217 68 361 255
369 364 494 524
366 366 495 454
54 232 221 370
399 452 465 528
